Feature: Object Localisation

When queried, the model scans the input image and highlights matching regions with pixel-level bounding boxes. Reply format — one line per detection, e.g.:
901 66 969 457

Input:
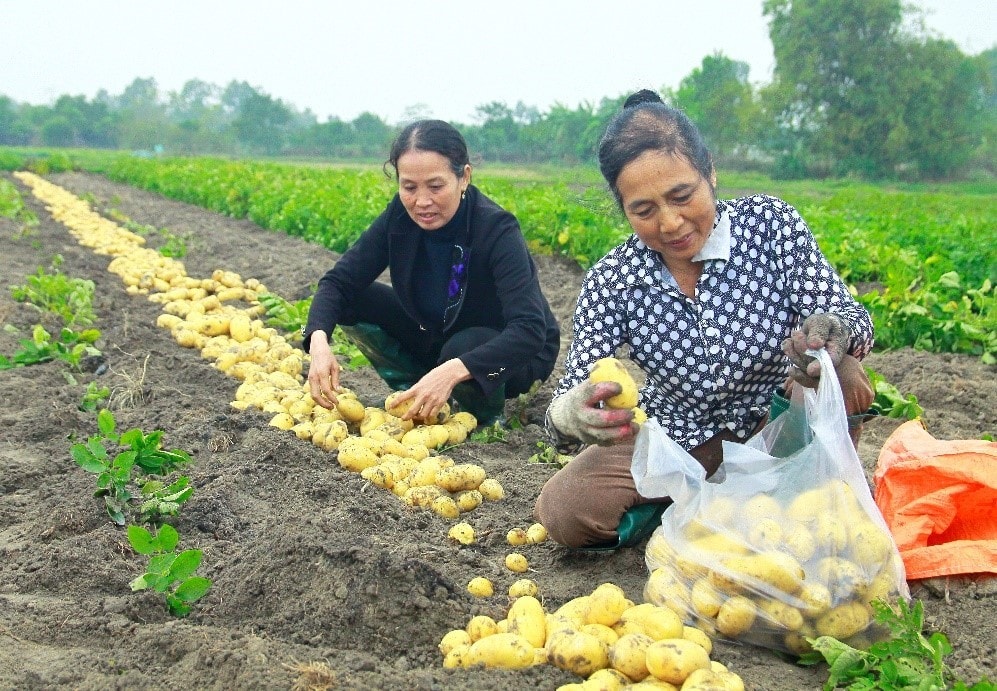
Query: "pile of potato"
643 479 906 655
439 584 745 690
17 174 502 517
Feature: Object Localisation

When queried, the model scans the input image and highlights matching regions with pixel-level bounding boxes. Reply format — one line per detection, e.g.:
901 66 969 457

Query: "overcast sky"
2 0 994 125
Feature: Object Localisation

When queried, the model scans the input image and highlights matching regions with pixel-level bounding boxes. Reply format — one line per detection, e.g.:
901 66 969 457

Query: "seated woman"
534 90 875 549
302 119 560 425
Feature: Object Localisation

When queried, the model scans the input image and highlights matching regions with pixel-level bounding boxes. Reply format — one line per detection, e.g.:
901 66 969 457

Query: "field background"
0 162 994 689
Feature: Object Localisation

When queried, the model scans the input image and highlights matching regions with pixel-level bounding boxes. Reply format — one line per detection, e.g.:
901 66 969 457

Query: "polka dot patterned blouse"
553 194 874 450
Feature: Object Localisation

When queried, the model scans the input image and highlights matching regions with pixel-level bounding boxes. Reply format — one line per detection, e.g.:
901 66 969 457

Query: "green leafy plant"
801 598 992 690
0 177 39 235
127 523 211 618
470 422 508 444
70 408 193 525
866 368 925 420
257 292 369 368
137 476 194 524
0 324 101 370
526 440 573 467
10 257 97 327
79 381 111 412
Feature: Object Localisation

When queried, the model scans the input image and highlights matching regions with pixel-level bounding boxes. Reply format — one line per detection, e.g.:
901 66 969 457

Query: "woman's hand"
548 380 638 446
390 358 470 423
781 313 850 387
307 330 342 408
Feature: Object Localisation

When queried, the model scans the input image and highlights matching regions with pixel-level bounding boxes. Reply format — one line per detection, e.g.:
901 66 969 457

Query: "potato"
644 571 692 620
615 603 684 641
644 638 711 685
439 629 472 656
430 496 461 520
465 633 535 670
443 420 468 445
608 632 654 681
780 523 817 562
690 578 725 619
507 527 530 546
336 397 366 423
587 583 629 627
546 628 610 677
447 522 475 545
679 629 710 658
228 313 253 342
747 518 783 551
451 410 478 432
815 556 870 602
403 485 442 508
797 582 833 618
585 668 631 690
435 463 487 492
508 595 547 647
505 553 529 573
478 478 505 501
554 596 593 628
588 357 639 409
813 514 850 553
756 599 805 632
581 623 619 648
508 578 539 599
526 523 549 544
455 489 483 513
742 494 783 523
409 457 447 487
268 412 295 430
720 551 805 595
466 578 494 599
849 521 894 567
815 601 872 639
681 668 745 691
321 420 349 451
715 596 757 638
336 438 379 472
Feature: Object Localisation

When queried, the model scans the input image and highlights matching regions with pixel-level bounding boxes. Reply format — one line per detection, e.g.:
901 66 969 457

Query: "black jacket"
304 185 560 395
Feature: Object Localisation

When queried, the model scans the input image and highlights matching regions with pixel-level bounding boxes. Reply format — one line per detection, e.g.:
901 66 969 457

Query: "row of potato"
440 584 745 690
643 478 906 655
15 172 504 517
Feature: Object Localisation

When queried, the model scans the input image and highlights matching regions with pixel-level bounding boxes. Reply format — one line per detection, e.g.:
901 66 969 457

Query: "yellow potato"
581 623 619 649
615 603 684 641
681 625 713 656
507 595 547 647
756 599 805 632
447 522 475 545
720 551 805 595
455 490 483 513
430 496 461 519
644 638 711 685
435 463 487 492
466 578 494 599
715 596 757 638
608 632 654 681
815 601 872 639
477 478 505 501
465 632 535 670
588 357 639 409
585 668 631 690
526 523 549 544
336 397 366 423
505 553 529 573
587 583 629 627
507 528 530 546
508 579 539 599
439 629 472 656
546 628 610 678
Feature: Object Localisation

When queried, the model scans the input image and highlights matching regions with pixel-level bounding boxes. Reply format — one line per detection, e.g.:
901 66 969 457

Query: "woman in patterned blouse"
534 90 875 549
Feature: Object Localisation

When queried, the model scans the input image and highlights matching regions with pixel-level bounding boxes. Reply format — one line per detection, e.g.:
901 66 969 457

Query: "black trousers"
344 281 541 398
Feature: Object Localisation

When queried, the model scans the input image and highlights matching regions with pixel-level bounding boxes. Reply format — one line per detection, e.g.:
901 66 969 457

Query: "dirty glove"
548 380 638 446
781 312 850 387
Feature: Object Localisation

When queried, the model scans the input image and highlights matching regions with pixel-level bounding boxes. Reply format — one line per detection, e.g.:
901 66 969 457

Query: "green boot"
575 503 670 552
451 381 507 427
338 322 425 391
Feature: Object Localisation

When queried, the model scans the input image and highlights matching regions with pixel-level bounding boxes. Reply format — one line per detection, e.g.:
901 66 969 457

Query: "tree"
763 0 988 179
232 91 294 155
670 53 762 164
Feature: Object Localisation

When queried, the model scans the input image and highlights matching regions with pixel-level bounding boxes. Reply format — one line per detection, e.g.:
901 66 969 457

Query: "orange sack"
874 420 997 580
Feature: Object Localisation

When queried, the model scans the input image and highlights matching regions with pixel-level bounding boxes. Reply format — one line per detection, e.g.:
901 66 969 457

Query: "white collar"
693 206 732 263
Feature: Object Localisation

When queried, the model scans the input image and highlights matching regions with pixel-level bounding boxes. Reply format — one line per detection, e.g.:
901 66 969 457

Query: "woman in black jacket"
303 120 560 425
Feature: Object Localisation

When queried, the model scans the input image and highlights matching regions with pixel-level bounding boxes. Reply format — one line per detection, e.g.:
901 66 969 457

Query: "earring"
461 189 466 200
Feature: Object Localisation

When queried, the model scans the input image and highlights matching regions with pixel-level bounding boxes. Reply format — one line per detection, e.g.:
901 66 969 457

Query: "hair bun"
623 89 663 109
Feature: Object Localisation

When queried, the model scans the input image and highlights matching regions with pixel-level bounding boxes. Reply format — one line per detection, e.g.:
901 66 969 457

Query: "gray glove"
548 380 638 446
781 312 851 387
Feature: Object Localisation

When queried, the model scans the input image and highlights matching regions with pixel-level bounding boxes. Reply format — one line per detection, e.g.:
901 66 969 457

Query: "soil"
0 170 994 690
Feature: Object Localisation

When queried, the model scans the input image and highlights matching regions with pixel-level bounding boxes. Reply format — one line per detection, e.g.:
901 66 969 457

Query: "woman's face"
616 150 717 266
397 149 470 231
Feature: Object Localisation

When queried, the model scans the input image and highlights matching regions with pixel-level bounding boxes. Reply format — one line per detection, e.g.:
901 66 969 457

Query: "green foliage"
137 476 194 524
127 523 212 618
79 381 111 412
70 408 193 525
866 369 924 420
10 257 97 327
526 440 573 467
256 291 369 369
0 177 39 230
0 324 101 370
801 599 992 690
469 422 508 444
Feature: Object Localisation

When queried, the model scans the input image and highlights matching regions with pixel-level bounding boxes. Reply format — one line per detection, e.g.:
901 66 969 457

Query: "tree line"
1 0 993 180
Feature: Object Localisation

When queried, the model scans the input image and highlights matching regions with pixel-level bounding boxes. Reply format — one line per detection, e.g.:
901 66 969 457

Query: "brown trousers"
533 355 874 548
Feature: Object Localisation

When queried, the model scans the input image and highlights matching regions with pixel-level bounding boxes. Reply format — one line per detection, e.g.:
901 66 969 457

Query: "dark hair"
598 89 714 205
384 119 470 180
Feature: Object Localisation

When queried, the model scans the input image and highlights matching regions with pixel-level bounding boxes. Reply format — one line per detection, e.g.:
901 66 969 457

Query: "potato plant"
127 523 212 618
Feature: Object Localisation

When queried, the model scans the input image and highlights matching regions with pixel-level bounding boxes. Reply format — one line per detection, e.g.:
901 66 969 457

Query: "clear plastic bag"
632 349 909 655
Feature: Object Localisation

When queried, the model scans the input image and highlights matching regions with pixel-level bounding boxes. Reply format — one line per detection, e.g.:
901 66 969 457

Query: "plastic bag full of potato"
633 350 910 656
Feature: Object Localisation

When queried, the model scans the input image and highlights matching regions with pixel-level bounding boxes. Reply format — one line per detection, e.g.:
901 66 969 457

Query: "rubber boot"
451 381 507 427
575 503 670 552
338 322 425 391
